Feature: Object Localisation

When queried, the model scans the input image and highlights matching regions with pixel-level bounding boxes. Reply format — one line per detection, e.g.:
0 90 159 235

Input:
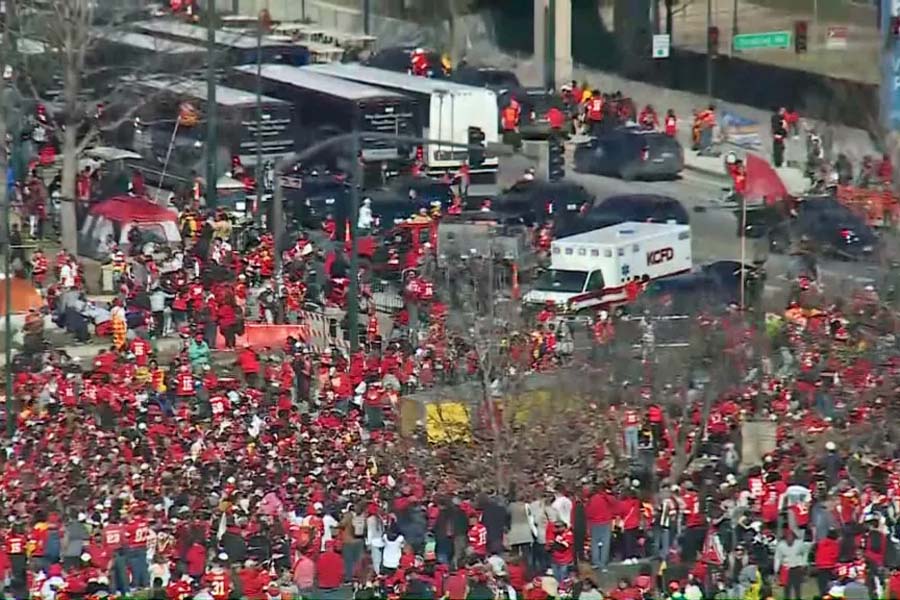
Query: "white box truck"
522 221 692 313
303 63 499 188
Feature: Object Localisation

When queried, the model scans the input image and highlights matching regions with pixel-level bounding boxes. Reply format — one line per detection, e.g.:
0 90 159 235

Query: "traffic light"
794 20 808 53
548 135 565 182
707 26 719 57
467 126 485 167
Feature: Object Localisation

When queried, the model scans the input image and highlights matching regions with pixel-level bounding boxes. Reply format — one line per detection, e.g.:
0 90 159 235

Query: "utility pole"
255 9 267 226
347 134 361 352
363 0 370 35
706 0 713 98
4 203 11 438
206 0 218 209
732 0 739 53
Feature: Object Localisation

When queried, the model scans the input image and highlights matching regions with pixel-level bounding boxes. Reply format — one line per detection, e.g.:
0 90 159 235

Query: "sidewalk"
513 59 878 166
679 137 810 196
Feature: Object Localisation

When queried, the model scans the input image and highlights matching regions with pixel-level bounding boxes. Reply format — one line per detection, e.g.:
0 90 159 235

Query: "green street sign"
733 31 792 51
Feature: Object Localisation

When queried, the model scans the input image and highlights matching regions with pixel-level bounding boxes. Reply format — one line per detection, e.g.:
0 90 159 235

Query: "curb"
683 161 729 181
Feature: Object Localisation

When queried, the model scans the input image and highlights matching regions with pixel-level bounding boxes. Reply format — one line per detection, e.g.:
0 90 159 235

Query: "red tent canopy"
745 153 789 204
90 196 178 224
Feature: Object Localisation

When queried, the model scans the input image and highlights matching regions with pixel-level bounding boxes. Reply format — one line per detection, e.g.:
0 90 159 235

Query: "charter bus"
89 29 205 91
229 64 416 169
118 76 296 188
130 19 310 66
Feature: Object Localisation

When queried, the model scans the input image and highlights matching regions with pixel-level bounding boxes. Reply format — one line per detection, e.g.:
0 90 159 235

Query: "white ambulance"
522 221 692 313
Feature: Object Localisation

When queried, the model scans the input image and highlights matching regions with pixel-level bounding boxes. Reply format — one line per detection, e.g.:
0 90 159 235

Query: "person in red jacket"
815 529 841 595
888 566 900 600
316 541 344 592
546 519 574 582
237 345 261 386
586 485 619 570
618 487 643 563
217 300 239 348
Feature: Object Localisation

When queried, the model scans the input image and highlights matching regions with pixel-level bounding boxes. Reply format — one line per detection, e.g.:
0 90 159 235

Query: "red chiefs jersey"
761 481 786 522
203 570 233 600
4 534 25 555
623 409 640 427
681 491 705 527
467 522 487 557
789 502 810 527
102 524 126 551
126 518 150 549
130 337 152 367
176 372 194 396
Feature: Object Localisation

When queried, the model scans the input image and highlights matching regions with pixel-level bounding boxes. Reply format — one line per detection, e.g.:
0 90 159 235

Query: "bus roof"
235 64 407 102
93 29 202 54
304 62 497 98
134 77 289 107
132 19 294 50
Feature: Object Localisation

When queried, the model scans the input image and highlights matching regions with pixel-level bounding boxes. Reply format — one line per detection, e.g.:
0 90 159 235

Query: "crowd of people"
5 178 900 600
7 52 900 600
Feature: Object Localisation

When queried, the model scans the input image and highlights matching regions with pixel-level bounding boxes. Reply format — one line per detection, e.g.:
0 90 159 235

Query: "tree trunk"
60 124 78 253
60 40 82 254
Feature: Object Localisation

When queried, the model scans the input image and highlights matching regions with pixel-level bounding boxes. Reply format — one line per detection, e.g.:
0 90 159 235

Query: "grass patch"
741 0 877 27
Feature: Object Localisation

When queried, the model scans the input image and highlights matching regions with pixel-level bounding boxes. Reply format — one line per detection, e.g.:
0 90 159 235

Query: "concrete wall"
233 0 499 57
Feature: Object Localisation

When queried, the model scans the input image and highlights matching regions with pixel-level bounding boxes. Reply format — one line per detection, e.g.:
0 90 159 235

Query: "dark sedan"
573 128 684 180
766 196 878 260
556 193 688 237
638 260 766 314
492 180 595 225
452 65 521 93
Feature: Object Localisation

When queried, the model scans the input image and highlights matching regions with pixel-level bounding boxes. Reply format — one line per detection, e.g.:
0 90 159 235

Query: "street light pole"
363 0 370 35
732 0 739 55
706 0 713 98
255 11 265 226
206 0 218 209
347 133 361 352
4 197 12 438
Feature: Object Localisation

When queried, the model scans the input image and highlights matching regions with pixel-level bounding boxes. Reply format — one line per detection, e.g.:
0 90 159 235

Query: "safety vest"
587 98 604 121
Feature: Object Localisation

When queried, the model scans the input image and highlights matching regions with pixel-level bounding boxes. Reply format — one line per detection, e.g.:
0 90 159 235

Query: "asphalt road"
561 166 885 304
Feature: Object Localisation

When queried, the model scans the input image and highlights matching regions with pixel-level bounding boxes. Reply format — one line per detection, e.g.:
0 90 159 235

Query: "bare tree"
15 0 200 251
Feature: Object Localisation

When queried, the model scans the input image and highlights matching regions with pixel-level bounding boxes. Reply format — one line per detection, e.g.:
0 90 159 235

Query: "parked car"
556 193 688 237
573 127 683 180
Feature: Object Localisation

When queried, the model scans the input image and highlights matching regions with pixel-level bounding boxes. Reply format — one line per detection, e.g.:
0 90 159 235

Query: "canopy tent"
0 277 42 315
79 196 181 259
745 153 789 204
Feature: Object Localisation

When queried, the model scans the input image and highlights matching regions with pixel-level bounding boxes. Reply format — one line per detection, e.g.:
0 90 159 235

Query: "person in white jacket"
366 510 385 574
358 198 374 231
